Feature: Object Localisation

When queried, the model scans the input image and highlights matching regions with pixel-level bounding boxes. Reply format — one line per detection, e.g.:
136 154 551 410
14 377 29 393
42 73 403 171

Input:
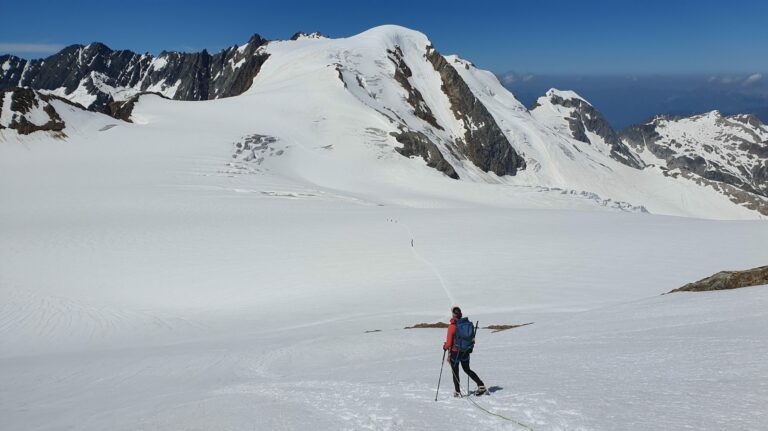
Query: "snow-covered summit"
1 25 765 218
544 88 588 103
530 87 643 169
290 31 327 41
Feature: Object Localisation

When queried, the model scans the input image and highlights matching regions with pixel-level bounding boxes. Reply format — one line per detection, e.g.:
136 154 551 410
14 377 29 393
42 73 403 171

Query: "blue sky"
1 0 766 74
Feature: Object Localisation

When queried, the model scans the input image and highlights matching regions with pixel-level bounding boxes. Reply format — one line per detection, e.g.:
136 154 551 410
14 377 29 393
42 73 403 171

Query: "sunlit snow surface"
1 26 767 431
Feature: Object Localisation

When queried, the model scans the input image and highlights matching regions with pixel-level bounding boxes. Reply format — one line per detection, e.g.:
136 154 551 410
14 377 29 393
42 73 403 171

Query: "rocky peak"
531 88 644 169
0 87 67 136
620 110 768 214
0 35 270 115
290 32 326 41
426 45 526 176
245 34 267 46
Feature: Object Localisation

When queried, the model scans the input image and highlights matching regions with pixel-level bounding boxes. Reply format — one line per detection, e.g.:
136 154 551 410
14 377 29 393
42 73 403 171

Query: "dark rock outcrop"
106 92 168 122
668 265 768 293
0 87 66 135
290 32 325 40
392 130 459 179
620 112 768 201
0 34 270 116
387 47 442 130
534 91 644 169
426 46 525 176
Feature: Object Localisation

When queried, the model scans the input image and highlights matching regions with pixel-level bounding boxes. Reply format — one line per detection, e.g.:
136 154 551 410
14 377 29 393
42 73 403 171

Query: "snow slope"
1 25 767 431
2 195 767 429
622 111 768 197
3 25 763 218
446 57 761 219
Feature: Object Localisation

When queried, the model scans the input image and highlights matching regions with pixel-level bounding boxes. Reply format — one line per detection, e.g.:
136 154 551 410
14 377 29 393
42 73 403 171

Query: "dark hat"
451 306 462 317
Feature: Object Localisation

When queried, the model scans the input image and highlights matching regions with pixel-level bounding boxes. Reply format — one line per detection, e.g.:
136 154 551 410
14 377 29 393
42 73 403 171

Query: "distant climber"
443 306 486 397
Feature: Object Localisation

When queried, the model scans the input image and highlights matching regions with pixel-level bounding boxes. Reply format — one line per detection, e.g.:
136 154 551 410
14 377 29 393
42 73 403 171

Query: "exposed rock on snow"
621 111 768 215
392 130 459 179
531 89 643 169
404 322 449 329
106 91 168 122
427 46 526 176
232 134 283 164
290 32 326 41
484 322 534 332
668 265 768 293
0 34 270 113
659 166 768 215
387 46 443 130
1 25 765 218
0 87 67 135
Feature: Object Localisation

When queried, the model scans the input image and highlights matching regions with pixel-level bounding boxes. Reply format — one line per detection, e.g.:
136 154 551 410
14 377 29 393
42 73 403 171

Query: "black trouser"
450 351 484 392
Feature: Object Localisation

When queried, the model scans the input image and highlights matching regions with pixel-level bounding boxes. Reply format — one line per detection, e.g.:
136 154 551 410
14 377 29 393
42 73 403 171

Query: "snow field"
1 25 767 430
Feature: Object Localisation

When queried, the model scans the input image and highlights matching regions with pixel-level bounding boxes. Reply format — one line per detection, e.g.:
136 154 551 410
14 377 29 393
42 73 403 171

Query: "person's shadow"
471 386 504 395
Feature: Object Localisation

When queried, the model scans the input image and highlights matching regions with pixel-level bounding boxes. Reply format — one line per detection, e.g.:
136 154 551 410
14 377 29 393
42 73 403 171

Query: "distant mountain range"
1 26 766 218
500 73 768 130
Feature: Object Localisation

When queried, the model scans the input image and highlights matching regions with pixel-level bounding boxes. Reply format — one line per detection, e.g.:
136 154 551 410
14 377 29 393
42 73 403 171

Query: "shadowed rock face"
426 46 526 177
536 92 644 169
106 92 169 123
387 47 443 130
0 35 270 115
0 87 67 135
392 130 459 179
289 32 326 41
668 265 768 293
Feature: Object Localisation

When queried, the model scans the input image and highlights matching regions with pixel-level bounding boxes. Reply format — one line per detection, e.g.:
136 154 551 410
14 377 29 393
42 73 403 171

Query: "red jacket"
443 317 458 352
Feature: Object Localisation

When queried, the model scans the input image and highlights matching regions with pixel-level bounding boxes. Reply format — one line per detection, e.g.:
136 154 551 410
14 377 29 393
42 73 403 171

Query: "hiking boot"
475 386 487 396
453 391 462 398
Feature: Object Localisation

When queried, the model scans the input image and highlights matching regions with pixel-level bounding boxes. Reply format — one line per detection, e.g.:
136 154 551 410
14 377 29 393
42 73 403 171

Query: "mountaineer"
443 306 486 397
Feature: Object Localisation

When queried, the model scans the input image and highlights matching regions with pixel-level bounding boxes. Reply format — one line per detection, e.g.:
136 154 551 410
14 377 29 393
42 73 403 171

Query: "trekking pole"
469 320 479 395
435 349 446 401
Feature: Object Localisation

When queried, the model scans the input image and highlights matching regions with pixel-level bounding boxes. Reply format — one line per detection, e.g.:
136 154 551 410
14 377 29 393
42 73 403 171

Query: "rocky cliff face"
530 89 643 169
331 27 526 180
0 34 269 114
620 111 768 213
391 129 459 179
0 87 68 135
426 47 526 176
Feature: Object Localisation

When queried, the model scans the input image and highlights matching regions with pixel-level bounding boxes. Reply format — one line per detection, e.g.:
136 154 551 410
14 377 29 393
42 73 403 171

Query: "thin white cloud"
743 73 763 86
0 43 64 54
500 73 534 85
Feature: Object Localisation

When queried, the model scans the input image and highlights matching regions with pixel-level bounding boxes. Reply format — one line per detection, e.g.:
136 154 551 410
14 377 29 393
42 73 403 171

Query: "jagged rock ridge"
0 34 270 113
427 46 526 176
531 89 643 169
0 87 68 135
620 111 768 214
